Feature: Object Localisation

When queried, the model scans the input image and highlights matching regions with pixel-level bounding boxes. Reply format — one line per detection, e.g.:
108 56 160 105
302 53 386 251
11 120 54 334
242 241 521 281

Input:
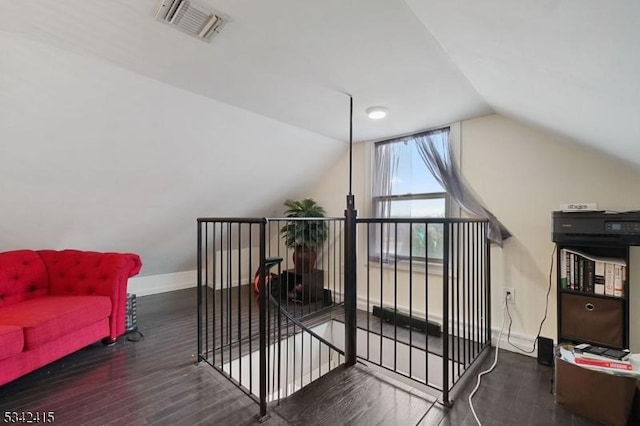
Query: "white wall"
0 33 347 281
461 114 640 352
307 114 640 353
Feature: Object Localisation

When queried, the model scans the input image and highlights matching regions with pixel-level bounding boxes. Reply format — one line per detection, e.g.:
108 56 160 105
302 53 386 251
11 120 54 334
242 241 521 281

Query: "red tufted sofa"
0 249 142 387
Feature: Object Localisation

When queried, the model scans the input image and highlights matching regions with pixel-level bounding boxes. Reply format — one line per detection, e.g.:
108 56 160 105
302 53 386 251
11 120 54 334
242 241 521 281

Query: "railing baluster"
409 222 413 379
211 223 217 366
219 222 224 369
207 223 212 364
442 221 451 406
425 227 430 386
456 222 461 379
227 222 232 371
379 221 384 366
393 222 398 371
197 220 203 362
238 224 243 386
258 219 267 419
465 223 470 367
366 223 371 361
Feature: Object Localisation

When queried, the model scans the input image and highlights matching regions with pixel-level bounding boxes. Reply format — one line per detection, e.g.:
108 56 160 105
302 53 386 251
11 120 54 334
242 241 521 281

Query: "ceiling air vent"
154 0 224 41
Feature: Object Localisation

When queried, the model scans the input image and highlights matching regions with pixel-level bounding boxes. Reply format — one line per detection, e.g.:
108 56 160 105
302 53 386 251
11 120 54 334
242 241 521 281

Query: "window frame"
369 127 453 266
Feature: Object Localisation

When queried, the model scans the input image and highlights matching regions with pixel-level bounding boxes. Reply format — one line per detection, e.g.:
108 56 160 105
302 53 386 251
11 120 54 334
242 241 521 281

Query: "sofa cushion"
0 296 111 349
0 325 23 361
0 250 49 308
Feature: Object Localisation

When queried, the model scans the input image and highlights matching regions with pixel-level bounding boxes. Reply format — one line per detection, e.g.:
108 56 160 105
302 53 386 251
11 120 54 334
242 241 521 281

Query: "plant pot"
293 247 317 272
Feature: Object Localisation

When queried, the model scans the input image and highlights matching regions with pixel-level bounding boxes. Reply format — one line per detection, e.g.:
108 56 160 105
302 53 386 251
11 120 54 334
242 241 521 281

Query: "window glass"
387 141 444 196
372 129 449 262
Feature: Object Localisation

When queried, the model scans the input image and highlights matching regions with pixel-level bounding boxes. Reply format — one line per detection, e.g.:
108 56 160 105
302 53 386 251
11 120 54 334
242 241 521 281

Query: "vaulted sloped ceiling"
1 0 638 275
0 0 491 142
406 0 640 163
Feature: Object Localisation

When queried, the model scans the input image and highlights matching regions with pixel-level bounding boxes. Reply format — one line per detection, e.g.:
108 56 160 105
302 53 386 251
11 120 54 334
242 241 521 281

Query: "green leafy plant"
281 198 328 249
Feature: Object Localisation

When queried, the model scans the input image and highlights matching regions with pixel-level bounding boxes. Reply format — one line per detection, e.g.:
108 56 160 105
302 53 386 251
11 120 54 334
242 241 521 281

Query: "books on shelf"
559 248 626 298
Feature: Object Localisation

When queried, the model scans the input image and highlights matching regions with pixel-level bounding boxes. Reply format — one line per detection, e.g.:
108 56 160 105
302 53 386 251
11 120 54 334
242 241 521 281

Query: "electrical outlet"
503 287 515 304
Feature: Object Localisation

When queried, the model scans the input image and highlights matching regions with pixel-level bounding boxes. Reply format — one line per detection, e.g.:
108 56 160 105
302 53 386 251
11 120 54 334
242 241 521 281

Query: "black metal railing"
356 218 491 406
196 217 345 419
264 292 345 404
197 215 490 416
264 218 345 316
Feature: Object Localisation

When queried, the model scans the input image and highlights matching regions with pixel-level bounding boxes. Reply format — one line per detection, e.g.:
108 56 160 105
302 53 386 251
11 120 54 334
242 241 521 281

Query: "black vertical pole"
442 222 452 407
345 194 357 366
485 222 491 347
345 95 357 366
258 219 268 420
196 219 203 362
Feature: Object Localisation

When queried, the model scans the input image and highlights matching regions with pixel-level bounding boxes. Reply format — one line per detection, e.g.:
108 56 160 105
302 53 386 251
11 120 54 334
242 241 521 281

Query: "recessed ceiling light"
366 107 387 120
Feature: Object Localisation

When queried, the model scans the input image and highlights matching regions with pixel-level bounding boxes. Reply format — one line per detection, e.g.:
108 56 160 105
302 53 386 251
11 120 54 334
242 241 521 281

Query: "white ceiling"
3 0 637 152
0 0 492 142
1 0 639 275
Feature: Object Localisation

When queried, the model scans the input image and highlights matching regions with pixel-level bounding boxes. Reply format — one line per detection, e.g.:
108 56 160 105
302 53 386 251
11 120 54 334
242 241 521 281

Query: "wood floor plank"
274 363 435 426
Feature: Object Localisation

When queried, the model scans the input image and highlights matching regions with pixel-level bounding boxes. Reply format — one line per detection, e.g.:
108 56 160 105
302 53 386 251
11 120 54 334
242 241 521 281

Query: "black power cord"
505 244 556 354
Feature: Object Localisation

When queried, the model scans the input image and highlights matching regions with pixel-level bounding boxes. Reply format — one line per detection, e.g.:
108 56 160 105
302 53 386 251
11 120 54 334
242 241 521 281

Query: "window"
371 128 450 263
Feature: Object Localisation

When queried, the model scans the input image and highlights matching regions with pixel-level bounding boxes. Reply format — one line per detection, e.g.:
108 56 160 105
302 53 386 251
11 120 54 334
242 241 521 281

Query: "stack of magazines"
573 343 632 371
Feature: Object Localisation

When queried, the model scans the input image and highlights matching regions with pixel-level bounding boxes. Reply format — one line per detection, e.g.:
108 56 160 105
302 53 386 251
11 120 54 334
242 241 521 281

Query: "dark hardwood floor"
0 288 615 425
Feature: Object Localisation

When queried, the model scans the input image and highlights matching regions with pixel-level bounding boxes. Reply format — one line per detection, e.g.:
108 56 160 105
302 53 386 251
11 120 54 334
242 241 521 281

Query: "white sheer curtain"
371 143 399 261
414 129 511 246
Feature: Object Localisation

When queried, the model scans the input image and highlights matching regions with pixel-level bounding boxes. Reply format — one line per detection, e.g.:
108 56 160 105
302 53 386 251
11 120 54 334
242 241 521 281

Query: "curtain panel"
413 129 511 245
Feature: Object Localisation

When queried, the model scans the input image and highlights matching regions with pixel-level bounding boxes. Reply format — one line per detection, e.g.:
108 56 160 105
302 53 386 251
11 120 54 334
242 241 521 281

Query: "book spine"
574 356 633 370
585 259 595 293
578 257 584 291
569 253 575 290
614 264 624 297
605 263 615 296
566 251 572 290
560 249 567 289
594 260 605 295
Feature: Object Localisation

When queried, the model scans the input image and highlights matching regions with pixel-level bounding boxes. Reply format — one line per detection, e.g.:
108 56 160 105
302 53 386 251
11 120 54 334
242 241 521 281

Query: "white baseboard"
351 293 540 358
127 270 250 296
493 328 538 358
127 270 196 296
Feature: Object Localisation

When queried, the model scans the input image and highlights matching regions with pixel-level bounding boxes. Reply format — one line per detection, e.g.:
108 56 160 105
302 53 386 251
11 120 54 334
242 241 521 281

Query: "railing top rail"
266 217 345 222
198 217 345 224
198 217 486 224
197 217 267 224
357 217 489 224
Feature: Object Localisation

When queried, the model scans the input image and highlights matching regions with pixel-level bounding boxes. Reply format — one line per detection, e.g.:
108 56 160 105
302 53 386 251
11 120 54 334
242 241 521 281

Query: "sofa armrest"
38 250 142 340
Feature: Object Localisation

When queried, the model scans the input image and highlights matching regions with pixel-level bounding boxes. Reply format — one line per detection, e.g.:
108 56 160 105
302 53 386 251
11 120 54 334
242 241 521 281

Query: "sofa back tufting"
0 250 50 307
37 249 142 297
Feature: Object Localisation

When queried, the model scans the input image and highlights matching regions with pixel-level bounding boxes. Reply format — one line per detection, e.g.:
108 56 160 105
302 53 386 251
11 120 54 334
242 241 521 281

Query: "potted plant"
281 198 328 272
